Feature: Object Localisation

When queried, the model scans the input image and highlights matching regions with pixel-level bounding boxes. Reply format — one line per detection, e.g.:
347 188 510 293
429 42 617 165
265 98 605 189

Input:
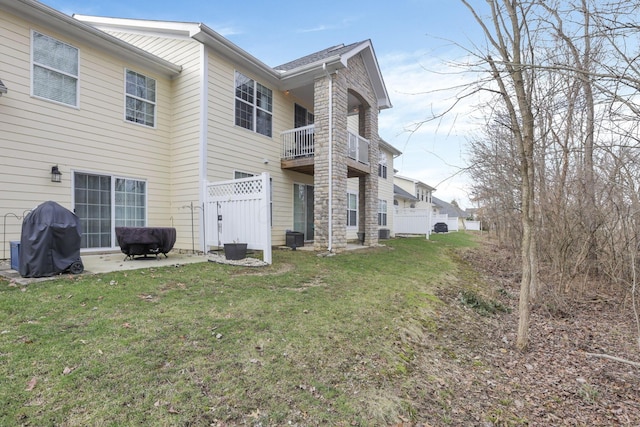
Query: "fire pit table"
115 227 176 260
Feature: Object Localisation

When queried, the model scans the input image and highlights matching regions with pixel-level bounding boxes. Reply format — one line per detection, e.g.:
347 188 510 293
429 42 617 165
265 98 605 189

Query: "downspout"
323 63 333 252
199 44 209 253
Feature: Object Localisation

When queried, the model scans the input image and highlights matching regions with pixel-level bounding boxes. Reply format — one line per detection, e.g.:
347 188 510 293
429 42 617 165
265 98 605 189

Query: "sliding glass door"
74 172 146 249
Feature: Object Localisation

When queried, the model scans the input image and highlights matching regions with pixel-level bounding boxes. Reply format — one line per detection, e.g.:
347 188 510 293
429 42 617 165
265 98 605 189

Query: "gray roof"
275 41 366 71
0 79 6 94
394 185 418 201
432 196 468 217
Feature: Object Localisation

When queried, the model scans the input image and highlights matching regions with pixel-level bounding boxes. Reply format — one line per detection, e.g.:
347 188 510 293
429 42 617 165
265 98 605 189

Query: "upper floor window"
235 71 272 137
378 152 388 179
32 31 79 107
347 193 358 227
378 199 388 226
125 69 156 127
294 103 314 128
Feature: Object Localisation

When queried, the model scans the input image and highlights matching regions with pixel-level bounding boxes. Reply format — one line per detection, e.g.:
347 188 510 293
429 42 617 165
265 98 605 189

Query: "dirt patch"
407 237 640 426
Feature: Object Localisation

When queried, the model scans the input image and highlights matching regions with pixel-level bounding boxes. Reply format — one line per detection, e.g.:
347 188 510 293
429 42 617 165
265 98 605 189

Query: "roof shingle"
275 41 366 71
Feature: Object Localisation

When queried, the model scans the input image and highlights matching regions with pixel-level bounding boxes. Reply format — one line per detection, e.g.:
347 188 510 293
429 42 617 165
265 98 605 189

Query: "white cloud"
379 49 489 209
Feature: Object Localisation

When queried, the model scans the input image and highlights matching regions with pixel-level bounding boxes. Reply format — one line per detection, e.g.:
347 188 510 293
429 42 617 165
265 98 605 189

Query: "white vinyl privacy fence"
431 213 459 232
204 173 272 264
394 208 431 237
465 220 482 231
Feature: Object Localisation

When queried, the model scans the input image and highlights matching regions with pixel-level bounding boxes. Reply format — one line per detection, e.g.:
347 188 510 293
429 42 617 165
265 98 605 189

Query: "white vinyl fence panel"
465 220 481 231
431 213 459 232
204 173 272 264
394 208 430 237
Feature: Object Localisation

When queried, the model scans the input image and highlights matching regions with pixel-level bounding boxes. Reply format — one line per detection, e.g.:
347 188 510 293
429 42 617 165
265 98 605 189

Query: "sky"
40 0 485 209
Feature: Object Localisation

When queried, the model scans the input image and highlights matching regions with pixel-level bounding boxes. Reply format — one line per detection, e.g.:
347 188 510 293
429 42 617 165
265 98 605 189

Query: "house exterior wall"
378 146 395 236
0 11 174 255
103 31 204 251
104 29 319 248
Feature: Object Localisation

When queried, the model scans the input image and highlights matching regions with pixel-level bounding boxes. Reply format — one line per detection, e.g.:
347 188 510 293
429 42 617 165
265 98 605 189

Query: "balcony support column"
313 71 348 252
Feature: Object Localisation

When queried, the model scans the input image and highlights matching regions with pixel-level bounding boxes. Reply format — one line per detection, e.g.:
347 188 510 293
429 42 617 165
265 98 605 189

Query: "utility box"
378 229 390 240
285 231 304 248
10 241 20 271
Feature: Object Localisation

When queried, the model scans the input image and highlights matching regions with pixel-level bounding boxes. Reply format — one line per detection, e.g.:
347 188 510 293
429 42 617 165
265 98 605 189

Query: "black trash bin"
19 201 84 278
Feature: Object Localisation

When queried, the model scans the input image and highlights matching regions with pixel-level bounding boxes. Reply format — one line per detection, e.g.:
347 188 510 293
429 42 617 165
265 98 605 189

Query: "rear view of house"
0 0 399 258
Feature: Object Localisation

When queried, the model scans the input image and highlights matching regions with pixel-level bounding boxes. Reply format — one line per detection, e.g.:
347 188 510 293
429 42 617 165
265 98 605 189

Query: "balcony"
281 125 371 176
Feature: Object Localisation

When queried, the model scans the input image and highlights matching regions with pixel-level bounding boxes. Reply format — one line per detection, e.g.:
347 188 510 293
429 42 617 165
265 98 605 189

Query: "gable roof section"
0 0 181 78
395 175 436 192
73 15 282 88
380 139 402 157
0 79 7 96
394 185 418 201
276 40 392 110
432 196 468 217
276 42 363 71
73 14 392 109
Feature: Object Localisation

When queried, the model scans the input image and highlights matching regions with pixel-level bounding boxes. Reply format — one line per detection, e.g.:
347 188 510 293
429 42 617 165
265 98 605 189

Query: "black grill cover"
19 201 83 278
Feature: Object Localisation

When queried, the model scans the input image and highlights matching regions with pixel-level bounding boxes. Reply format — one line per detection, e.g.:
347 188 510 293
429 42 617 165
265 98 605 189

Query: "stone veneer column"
361 106 379 246
313 73 349 252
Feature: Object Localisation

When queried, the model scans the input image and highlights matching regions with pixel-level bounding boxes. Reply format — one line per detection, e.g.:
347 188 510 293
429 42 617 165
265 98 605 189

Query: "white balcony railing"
281 124 315 160
281 125 369 165
347 130 369 164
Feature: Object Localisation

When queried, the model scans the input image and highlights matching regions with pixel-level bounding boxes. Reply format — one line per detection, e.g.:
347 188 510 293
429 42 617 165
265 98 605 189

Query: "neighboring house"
431 196 469 218
393 184 419 209
394 175 435 210
0 0 398 256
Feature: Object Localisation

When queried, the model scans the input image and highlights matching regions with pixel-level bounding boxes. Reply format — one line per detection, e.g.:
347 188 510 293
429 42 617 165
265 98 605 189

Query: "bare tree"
461 0 540 350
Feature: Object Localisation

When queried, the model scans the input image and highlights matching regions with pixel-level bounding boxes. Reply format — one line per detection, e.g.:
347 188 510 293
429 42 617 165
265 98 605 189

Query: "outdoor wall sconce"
51 165 62 183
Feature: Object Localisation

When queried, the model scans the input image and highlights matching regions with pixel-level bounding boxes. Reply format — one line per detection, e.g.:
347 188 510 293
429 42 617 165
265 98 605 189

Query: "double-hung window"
347 193 358 227
378 152 388 179
125 69 156 127
32 31 79 107
378 199 388 226
235 71 273 137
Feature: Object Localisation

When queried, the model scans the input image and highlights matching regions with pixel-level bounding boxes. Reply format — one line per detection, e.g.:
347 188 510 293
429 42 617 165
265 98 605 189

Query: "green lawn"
0 234 476 426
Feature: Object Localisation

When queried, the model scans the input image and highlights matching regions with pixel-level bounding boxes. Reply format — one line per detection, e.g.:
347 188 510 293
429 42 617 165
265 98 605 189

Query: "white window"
114 178 146 228
125 69 156 127
347 193 358 227
235 71 272 137
378 152 388 179
378 199 388 226
234 171 256 179
32 31 79 106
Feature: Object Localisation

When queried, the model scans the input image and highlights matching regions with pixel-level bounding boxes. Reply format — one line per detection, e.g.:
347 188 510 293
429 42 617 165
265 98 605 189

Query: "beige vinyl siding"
378 146 395 236
205 50 296 246
105 31 203 251
0 11 173 253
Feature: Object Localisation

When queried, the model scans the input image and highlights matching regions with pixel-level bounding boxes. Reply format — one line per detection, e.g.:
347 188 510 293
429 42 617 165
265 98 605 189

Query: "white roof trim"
0 0 181 77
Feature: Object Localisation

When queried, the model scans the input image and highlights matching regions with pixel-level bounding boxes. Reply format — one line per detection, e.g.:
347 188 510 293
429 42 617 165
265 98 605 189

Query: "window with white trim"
378 199 388 226
234 170 255 179
378 151 388 179
125 69 156 127
114 178 146 227
32 31 79 106
347 193 358 227
235 71 272 137
74 173 146 249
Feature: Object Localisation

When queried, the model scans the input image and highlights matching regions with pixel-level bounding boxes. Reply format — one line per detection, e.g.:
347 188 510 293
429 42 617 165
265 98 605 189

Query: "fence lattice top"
207 178 264 199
